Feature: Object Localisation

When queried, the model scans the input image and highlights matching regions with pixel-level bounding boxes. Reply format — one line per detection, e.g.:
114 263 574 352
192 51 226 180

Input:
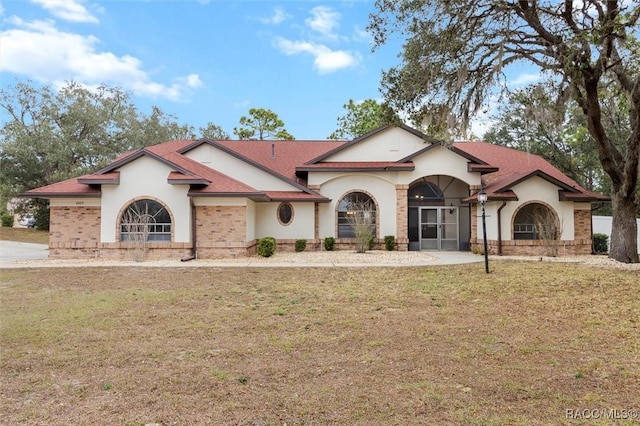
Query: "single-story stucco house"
24 125 608 260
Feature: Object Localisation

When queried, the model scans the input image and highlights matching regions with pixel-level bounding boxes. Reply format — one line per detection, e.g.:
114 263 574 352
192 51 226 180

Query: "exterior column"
395 184 409 251
308 185 322 249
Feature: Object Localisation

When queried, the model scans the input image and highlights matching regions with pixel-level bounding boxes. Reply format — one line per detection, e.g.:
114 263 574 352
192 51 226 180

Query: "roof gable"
180 139 326 194
455 141 608 201
306 125 434 164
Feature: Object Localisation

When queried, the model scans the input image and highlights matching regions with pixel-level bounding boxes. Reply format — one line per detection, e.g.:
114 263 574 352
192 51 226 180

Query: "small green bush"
295 239 307 252
258 237 276 257
593 233 609 253
367 235 375 251
1 211 14 227
384 235 395 251
324 237 335 251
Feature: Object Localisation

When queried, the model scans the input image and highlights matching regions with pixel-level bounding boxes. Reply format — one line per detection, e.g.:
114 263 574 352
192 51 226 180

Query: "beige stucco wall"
100 156 191 243
314 173 397 238
255 202 316 239
50 198 101 208
325 127 429 161
184 144 300 191
309 140 481 241
478 176 576 241
399 145 481 187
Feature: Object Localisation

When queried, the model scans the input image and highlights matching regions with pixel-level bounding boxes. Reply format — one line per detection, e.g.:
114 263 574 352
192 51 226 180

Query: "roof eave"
295 165 415 172
268 195 331 203
558 191 610 202
21 192 101 199
468 164 499 174
77 175 120 185
168 178 210 185
188 191 269 201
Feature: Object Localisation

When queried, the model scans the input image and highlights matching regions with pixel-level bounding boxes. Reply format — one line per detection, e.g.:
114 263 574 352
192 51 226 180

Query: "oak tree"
369 0 640 263
0 81 197 228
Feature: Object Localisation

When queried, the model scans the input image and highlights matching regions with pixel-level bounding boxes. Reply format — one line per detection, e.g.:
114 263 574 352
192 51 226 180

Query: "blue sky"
0 0 412 140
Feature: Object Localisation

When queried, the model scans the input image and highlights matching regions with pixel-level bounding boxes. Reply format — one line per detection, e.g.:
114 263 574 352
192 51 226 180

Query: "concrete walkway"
0 241 483 268
0 240 49 262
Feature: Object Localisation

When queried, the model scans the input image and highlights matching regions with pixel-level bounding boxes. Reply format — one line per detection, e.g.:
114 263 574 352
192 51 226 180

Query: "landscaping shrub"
324 237 335 251
384 235 395 251
1 211 14 227
258 237 276 257
367 235 375 251
593 233 609 253
295 239 307 252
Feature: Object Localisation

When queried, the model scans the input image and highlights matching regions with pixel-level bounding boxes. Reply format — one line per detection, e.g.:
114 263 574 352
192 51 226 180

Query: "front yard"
1 263 638 425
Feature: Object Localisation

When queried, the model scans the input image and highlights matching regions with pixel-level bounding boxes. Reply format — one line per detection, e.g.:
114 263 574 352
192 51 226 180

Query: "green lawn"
1 263 638 425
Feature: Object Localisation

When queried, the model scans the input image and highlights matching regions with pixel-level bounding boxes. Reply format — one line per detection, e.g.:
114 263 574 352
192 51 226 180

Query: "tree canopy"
233 108 294 140
328 99 397 139
484 85 607 192
199 122 230 140
369 0 640 263
0 81 213 227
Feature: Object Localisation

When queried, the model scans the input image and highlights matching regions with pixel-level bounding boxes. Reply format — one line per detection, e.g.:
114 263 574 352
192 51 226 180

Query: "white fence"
592 215 640 250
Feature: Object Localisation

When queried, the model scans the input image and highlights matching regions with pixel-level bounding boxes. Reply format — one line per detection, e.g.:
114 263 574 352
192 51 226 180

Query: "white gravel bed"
490 254 640 270
3 249 639 269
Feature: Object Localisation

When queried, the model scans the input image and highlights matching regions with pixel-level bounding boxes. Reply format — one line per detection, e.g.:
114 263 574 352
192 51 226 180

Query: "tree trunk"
609 189 639 263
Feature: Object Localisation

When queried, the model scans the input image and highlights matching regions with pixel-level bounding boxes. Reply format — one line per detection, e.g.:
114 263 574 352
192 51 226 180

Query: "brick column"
573 209 591 240
470 203 478 240
395 184 409 251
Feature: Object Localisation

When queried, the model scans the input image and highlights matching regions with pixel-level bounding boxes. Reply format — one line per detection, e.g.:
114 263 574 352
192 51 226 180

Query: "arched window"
337 191 376 238
513 203 558 240
120 199 172 242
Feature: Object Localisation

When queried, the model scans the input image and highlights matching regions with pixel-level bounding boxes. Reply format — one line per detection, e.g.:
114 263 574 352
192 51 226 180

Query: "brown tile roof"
454 141 608 201
23 175 101 198
205 139 346 181
23 129 606 204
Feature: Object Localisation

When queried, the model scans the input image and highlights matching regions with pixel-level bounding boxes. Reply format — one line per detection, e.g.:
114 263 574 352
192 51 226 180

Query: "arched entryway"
407 176 471 251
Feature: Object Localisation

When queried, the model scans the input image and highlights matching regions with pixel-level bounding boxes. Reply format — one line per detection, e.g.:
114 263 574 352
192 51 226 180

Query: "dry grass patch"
0 227 49 244
1 263 639 425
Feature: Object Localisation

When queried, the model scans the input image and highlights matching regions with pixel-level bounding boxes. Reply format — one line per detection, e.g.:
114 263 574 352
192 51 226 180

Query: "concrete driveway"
0 240 49 264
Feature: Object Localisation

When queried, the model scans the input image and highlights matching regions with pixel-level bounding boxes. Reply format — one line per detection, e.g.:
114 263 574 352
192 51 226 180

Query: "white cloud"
184 73 203 88
31 0 98 23
508 72 542 88
260 7 290 25
275 37 359 74
305 6 340 40
352 25 370 42
0 17 200 101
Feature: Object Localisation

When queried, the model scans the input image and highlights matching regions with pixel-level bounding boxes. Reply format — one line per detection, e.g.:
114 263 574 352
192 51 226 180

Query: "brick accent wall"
49 205 193 260
395 184 409 251
470 239 592 256
195 205 249 258
49 206 101 258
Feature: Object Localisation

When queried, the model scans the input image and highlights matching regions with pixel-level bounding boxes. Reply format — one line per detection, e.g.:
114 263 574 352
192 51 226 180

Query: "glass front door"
420 207 458 250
